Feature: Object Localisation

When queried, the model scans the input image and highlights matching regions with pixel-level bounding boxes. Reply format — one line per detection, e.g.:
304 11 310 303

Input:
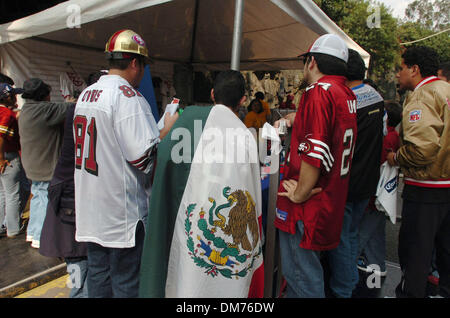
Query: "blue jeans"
358 207 386 272
66 257 88 298
27 181 49 242
0 153 24 236
87 221 144 298
328 199 369 298
279 220 325 298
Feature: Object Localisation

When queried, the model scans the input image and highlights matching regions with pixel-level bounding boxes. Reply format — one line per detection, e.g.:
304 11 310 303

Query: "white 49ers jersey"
74 75 160 248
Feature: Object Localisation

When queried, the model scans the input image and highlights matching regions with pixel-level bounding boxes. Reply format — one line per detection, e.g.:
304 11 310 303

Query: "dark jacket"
39 104 87 258
347 84 384 202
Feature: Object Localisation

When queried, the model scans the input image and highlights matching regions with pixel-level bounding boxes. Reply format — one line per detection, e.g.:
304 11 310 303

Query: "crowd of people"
0 29 448 299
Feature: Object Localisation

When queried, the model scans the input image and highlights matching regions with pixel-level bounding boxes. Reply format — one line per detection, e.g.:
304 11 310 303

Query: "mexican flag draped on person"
139 70 264 298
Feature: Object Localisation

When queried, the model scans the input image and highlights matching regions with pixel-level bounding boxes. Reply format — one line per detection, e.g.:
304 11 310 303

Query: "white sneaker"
367 264 387 277
31 239 40 249
26 235 33 242
357 259 387 277
0 225 6 237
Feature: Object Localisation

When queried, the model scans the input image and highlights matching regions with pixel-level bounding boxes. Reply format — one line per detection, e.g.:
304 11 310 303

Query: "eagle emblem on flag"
184 187 262 279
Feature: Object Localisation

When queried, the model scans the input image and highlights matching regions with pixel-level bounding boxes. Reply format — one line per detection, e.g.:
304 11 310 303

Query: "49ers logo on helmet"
133 35 145 46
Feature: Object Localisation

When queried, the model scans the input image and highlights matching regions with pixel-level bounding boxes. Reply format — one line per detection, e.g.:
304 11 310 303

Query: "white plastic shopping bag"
375 161 399 224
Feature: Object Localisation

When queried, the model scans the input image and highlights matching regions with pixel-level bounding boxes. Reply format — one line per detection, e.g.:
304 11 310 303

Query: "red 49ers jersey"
0 107 20 153
275 75 357 251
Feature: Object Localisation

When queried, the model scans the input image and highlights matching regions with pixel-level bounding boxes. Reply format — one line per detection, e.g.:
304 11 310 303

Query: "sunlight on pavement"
15 275 70 298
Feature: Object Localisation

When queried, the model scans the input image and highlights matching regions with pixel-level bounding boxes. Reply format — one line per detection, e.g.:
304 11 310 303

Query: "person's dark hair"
87 71 108 86
384 100 402 128
22 78 52 101
363 78 379 91
33 84 52 101
306 52 347 76
0 73 14 85
347 49 366 81
108 54 146 70
255 92 265 100
402 46 439 78
0 95 15 105
213 70 245 111
249 99 263 114
439 61 450 80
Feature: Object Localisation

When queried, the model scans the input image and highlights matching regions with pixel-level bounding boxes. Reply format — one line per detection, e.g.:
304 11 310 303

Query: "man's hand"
278 179 322 204
386 151 398 166
159 111 179 139
273 112 296 129
64 96 77 103
0 159 10 174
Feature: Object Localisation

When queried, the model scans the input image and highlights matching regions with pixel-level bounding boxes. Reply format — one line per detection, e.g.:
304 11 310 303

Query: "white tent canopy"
0 0 370 71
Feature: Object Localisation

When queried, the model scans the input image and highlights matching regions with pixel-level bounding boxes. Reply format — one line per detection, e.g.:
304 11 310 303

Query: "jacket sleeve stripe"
129 148 150 165
307 152 331 172
313 146 334 168
136 157 150 170
309 138 334 161
129 145 157 174
0 126 14 137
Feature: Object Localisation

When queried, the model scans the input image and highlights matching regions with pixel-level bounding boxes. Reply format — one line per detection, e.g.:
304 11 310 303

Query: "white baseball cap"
298 34 349 63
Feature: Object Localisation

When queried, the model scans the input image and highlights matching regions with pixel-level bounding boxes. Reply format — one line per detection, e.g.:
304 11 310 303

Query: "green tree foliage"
397 22 450 63
404 0 450 32
399 0 450 63
313 0 400 79
312 0 349 24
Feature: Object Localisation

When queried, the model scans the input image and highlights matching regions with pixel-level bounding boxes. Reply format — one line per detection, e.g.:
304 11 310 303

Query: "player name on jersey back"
81 89 103 103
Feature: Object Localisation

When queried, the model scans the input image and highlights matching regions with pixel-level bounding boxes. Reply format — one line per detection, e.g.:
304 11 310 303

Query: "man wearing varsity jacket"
388 46 450 298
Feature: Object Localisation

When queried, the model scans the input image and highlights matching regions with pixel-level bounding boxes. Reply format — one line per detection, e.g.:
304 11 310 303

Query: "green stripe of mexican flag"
139 105 264 298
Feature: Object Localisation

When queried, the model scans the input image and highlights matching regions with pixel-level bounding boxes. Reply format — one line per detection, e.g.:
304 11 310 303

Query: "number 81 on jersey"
74 115 99 176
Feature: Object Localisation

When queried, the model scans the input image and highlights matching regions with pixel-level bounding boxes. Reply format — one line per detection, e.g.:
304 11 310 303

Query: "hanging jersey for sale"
74 75 160 248
60 71 87 99
275 75 357 251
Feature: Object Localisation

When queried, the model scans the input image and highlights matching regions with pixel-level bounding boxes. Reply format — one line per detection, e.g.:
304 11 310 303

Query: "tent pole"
189 0 200 64
264 154 280 298
231 0 244 71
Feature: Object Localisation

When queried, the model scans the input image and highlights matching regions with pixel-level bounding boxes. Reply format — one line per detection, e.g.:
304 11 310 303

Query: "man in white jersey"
74 29 177 298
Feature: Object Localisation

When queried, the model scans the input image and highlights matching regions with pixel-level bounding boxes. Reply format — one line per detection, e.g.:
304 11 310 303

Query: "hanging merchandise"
60 63 87 99
160 79 177 113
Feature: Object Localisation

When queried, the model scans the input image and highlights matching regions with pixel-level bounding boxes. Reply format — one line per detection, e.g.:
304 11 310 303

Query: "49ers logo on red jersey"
298 141 312 155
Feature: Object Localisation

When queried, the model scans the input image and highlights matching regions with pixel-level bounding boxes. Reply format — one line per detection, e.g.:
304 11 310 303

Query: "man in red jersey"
0 83 25 238
275 34 357 297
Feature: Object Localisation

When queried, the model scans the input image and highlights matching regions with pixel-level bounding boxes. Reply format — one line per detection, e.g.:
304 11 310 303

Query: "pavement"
1 220 405 299
0 231 66 298
0 177 408 299
15 275 70 298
